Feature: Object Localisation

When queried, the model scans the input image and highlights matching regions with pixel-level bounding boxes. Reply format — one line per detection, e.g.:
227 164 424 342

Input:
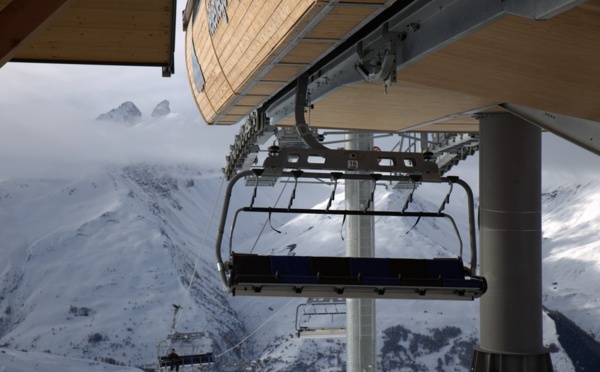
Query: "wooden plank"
413 123 480 133
304 5 376 40
205 72 235 115
187 6 235 121
339 0 386 4
16 45 169 63
211 0 250 52
244 82 284 96
196 90 217 124
1 0 75 66
0 0 10 12
396 6 600 123
579 1 600 12
21 28 170 48
221 0 285 80
5 0 176 66
218 1 278 73
226 105 254 116
190 7 235 115
228 0 309 88
214 0 256 64
279 40 334 64
260 64 306 82
15 26 171 63
219 114 246 123
236 95 269 106
69 0 172 12
277 80 494 131
49 8 172 30
232 1 329 95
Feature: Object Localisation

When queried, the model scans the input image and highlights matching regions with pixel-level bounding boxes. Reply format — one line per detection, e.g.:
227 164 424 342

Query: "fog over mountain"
0 107 599 371
96 101 143 126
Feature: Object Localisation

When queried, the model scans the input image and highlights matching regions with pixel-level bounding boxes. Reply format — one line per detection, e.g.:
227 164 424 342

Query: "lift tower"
471 114 552 371
345 133 376 372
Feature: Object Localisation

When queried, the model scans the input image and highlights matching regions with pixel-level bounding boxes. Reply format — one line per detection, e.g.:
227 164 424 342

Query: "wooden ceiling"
0 0 176 74
279 0 600 132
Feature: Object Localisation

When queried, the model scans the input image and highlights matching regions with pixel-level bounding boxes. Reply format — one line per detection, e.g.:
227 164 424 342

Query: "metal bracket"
354 23 404 92
223 110 277 180
294 73 327 150
261 147 440 180
499 103 600 155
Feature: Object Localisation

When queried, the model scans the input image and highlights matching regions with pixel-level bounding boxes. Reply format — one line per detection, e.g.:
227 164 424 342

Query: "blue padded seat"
159 353 215 367
270 256 318 284
423 258 482 288
231 253 277 284
229 254 486 299
349 257 398 286
388 258 428 279
311 257 359 284
426 258 465 279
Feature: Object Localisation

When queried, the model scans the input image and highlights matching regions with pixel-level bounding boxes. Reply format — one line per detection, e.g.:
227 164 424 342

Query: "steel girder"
264 0 591 138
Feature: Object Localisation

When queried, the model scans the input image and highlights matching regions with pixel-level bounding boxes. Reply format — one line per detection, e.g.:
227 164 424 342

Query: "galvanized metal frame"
500 103 600 156
295 299 347 339
264 0 587 138
214 169 479 292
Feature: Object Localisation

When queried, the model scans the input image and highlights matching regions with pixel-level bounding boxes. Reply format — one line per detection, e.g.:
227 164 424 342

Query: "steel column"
345 133 376 372
471 113 553 371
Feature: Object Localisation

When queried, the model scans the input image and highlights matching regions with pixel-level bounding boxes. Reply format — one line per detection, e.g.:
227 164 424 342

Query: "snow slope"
541 181 600 339
220 177 579 371
0 165 252 369
0 348 141 372
0 149 597 370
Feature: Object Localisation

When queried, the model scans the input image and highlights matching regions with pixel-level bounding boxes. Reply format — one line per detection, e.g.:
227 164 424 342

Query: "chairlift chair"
157 332 215 371
157 306 215 371
295 298 347 338
215 148 486 301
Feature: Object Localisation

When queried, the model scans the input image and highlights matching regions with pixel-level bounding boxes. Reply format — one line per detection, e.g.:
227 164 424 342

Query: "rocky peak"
96 101 142 125
151 100 171 118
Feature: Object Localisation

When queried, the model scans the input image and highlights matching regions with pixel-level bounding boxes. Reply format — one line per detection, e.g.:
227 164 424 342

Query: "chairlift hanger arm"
216 170 255 291
215 170 478 294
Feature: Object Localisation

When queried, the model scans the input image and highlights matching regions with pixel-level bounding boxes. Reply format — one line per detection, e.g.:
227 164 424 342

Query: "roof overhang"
258 0 599 153
0 0 177 76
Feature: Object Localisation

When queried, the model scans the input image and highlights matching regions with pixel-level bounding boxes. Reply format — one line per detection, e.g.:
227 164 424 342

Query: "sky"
0 1 598 184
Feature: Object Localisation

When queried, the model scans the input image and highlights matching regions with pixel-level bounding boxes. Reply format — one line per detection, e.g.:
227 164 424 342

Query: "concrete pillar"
345 132 376 372
471 113 553 371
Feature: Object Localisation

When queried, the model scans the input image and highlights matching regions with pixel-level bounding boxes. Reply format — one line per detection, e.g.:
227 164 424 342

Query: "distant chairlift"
214 147 487 301
295 298 346 339
157 305 215 371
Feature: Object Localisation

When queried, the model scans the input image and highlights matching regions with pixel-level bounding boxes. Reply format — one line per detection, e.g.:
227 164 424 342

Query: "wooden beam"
0 0 75 67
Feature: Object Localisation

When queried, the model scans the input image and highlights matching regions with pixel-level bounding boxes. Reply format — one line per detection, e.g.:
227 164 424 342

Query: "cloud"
0 13 240 181
0 0 597 184
541 133 600 185
0 99 239 180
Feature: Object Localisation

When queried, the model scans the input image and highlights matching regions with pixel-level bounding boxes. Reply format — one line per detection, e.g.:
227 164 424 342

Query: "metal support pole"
346 133 376 372
471 113 553 371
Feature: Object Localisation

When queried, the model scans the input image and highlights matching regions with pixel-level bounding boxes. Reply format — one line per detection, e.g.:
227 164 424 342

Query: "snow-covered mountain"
1 106 599 370
0 164 248 369
95 100 175 125
1 155 598 370
96 101 143 126
151 100 171 118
